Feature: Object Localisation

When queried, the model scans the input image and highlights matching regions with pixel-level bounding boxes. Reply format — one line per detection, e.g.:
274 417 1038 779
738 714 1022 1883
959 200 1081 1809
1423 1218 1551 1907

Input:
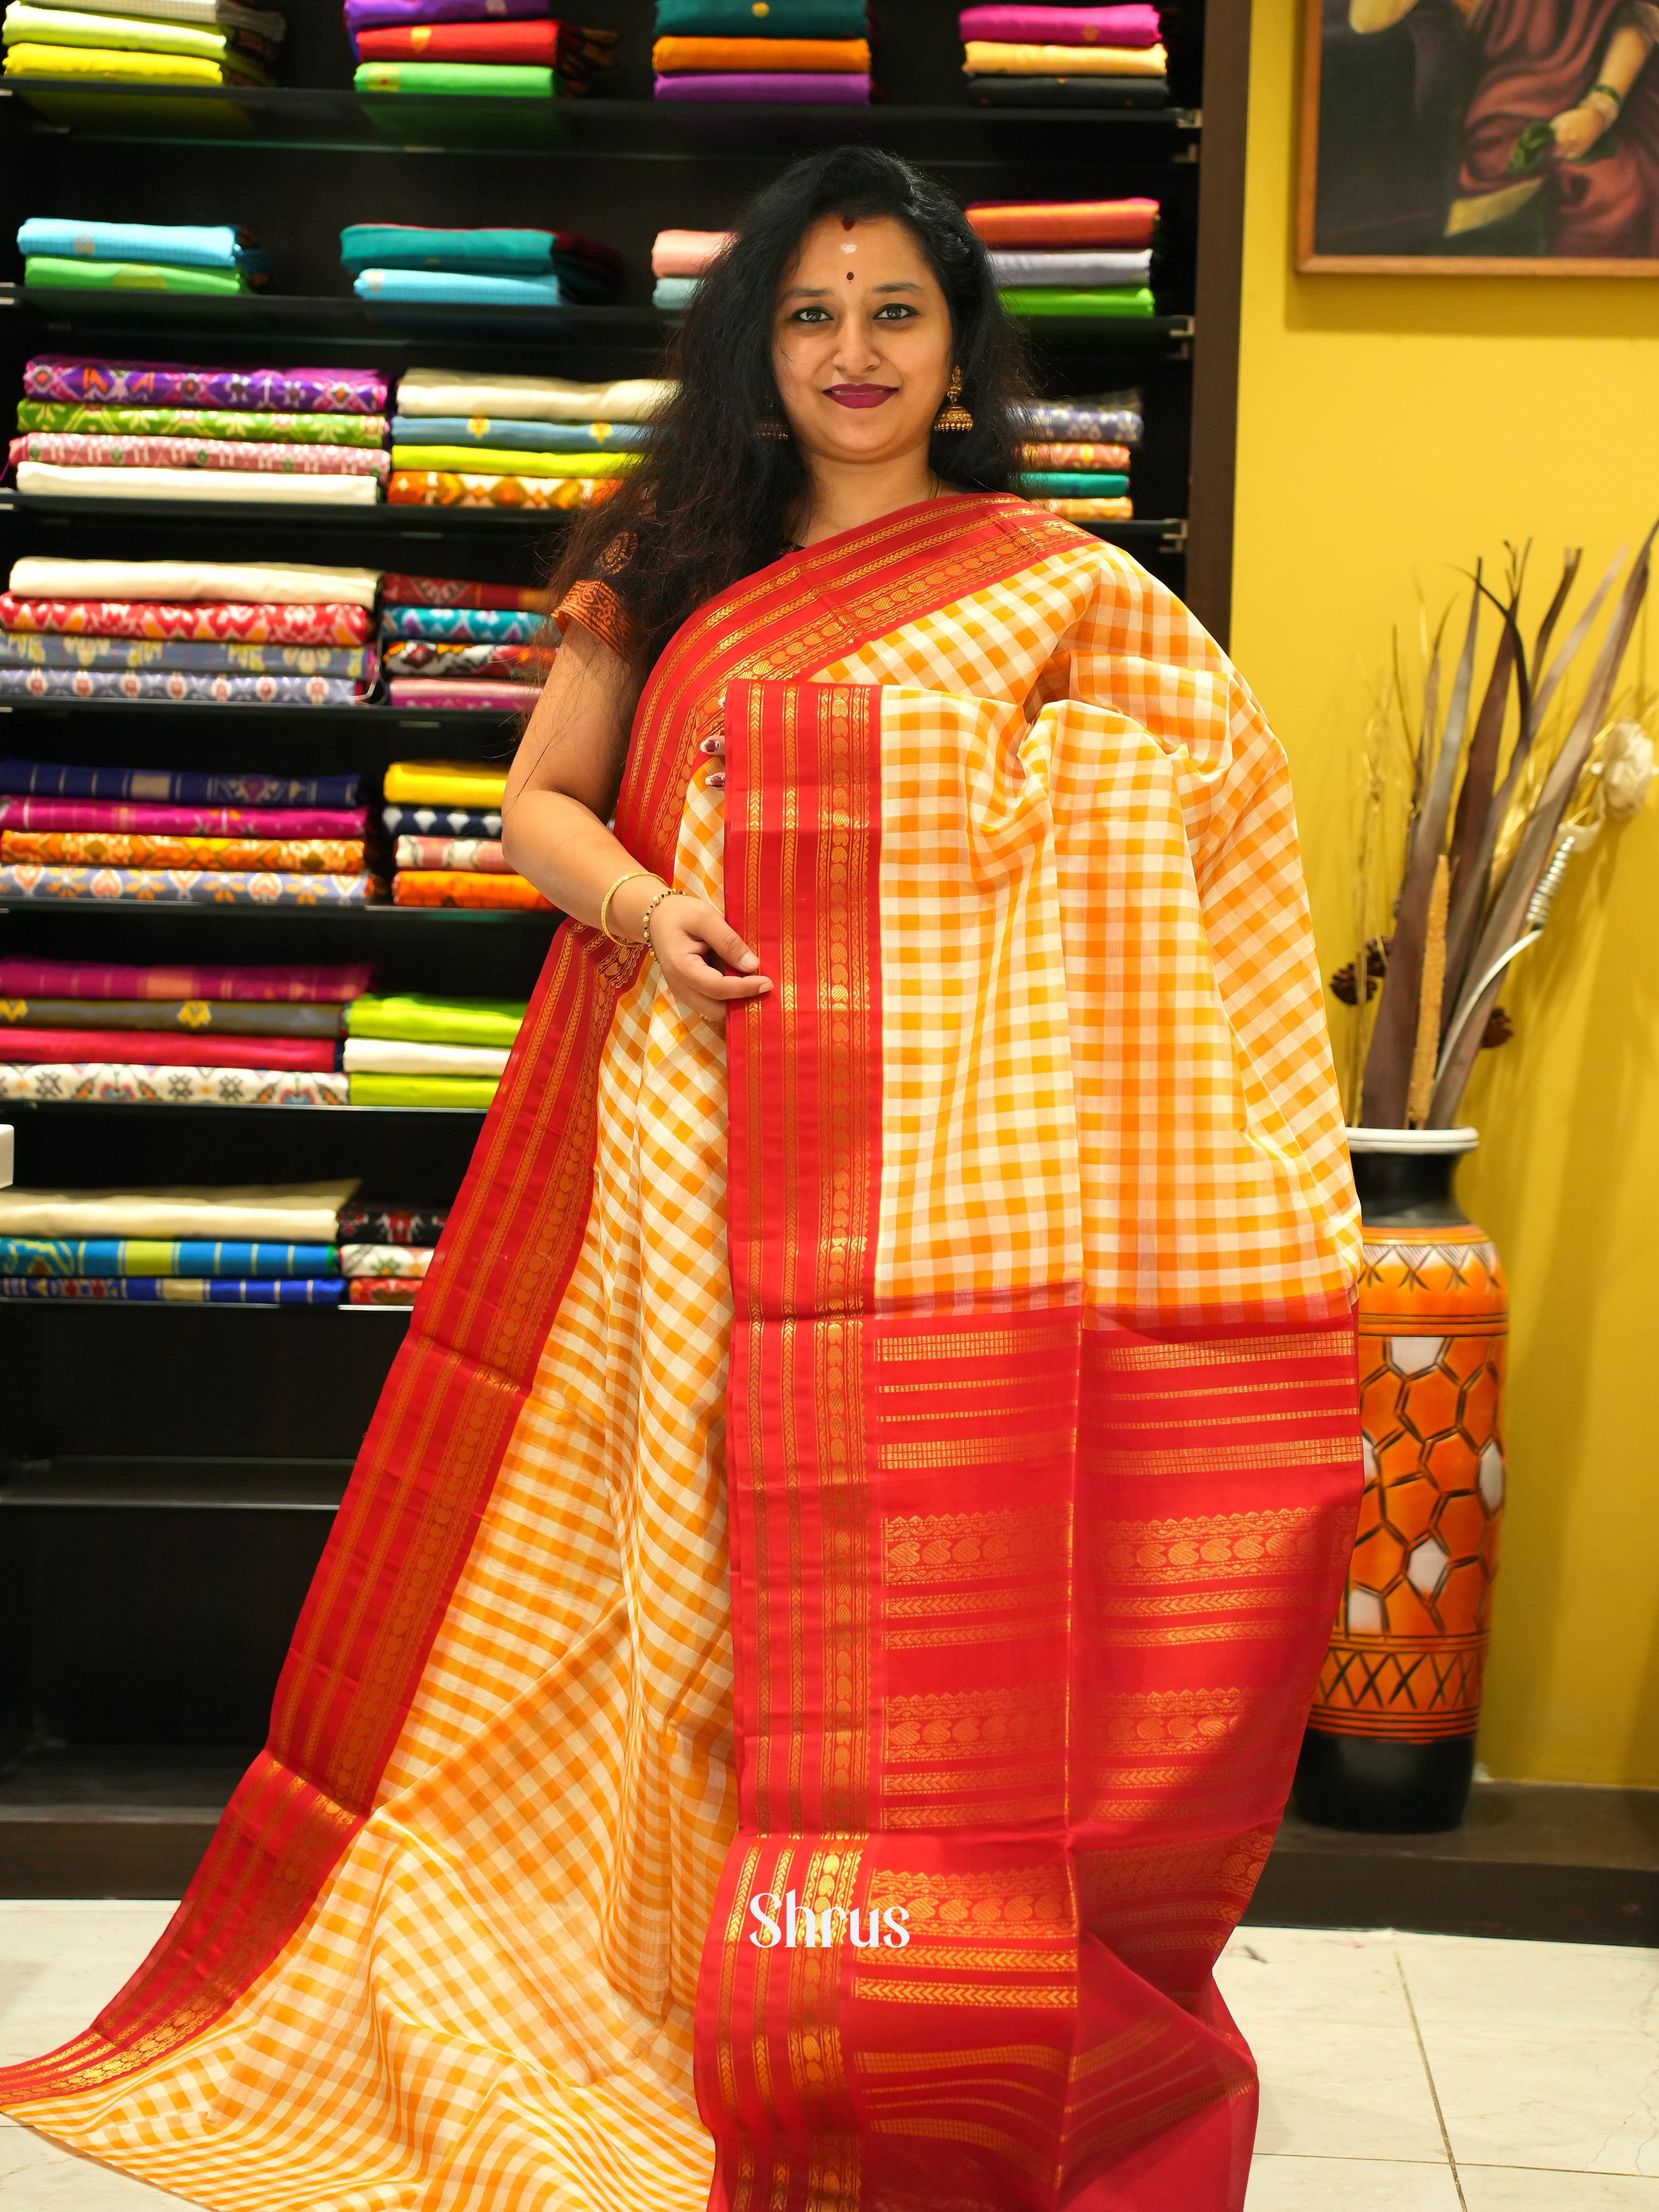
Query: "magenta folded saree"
0 957 374 1002
385 678 529 710
0 800 367 838
345 0 550 22
652 69 870 99
8 434 390 480
959 3 1162 43
21 357 389 415
0 1026 337 1073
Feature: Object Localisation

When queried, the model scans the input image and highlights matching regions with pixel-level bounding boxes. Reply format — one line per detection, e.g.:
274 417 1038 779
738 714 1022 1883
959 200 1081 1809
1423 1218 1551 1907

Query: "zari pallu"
0 495 1361 2212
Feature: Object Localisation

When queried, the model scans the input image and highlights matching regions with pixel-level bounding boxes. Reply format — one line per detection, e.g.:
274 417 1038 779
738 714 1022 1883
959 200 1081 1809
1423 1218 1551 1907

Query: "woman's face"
771 212 954 469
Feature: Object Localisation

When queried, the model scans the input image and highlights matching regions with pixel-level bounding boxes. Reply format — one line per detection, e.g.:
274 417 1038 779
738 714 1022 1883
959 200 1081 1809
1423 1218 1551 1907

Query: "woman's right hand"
647 893 771 1025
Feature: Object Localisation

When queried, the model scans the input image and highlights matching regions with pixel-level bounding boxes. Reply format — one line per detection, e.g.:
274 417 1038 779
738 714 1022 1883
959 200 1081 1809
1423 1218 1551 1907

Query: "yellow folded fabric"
382 760 510 808
3 39 257 80
1029 495 1134 520
961 40 1167 75
4 3 239 61
388 447 640 479
652 35 870 71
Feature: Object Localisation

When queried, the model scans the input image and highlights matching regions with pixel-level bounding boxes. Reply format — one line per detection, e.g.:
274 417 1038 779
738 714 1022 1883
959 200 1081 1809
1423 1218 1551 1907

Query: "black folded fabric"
336 1199 449 1248
967 76 1169 106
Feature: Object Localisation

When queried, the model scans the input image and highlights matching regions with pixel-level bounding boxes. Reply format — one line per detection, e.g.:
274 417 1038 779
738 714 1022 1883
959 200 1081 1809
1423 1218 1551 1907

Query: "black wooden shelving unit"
0 0 1254 1887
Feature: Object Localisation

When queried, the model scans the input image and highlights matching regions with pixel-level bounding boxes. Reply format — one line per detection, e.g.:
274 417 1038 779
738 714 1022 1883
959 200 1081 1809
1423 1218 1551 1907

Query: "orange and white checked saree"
0 495 1362 2212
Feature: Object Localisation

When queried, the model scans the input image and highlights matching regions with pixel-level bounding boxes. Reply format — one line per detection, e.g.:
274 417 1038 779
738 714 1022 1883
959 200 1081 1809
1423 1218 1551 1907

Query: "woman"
0 148 1362 2212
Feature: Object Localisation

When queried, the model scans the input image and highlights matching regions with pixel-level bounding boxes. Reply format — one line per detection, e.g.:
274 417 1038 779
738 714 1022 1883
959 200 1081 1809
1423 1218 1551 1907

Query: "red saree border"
0 495 1091 2112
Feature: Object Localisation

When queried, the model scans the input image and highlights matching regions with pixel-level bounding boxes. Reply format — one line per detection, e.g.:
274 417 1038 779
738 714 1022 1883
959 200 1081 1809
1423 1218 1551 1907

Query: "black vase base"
1294 1727 1476 1833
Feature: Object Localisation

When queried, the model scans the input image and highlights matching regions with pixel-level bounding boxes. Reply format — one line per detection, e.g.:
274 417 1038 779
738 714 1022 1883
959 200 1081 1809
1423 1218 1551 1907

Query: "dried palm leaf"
1407 855 1449 1126
1441 580 1523 1013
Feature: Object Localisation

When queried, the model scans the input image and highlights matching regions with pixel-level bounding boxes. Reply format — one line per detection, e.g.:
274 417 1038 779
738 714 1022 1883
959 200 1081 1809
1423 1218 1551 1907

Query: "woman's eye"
792 306 833 324
873 303 918 321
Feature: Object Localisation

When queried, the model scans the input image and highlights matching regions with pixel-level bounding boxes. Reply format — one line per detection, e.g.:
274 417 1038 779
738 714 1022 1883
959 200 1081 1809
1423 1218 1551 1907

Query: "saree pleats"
0 498 1359 2212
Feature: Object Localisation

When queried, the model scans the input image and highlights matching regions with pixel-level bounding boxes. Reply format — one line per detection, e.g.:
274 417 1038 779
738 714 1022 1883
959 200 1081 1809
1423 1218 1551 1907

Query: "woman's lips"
824 384 898 409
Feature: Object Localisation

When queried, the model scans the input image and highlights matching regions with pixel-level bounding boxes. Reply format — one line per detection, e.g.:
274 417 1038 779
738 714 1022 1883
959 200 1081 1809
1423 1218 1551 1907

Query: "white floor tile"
0 1901 177 2067
1398 1933 1659 2175
0 2118 185 2208
1217 1927 1447 2163
1244 2153 1465 2209
1459 2172 1659 2208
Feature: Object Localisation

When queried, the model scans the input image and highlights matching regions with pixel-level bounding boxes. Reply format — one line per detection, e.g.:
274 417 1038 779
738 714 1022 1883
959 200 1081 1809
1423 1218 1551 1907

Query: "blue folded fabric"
386 414 650 452
16 219 270 275
1018 472 1132 497
0 1278 346 1303
0 1239 340 1278
653 275 699 310
354 269 566 307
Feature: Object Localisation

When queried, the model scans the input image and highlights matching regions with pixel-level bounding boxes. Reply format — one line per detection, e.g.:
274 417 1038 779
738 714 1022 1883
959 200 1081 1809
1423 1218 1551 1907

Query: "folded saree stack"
388 366 666 511
13 354 392 506
2 0 285 87
379 569 552 709
17 217 274 296
959 1 1166 104
343 989 525 1107
337 1192 449 1302
0 955 370 1105
0 758 379 916
343 223 621 310
348 0 616 99
967 193 1158 330
0 555 380 704
0 1178 354 1300
652 0 872 104
383 761 550 911
650 228 730 312
1009 387 1141 520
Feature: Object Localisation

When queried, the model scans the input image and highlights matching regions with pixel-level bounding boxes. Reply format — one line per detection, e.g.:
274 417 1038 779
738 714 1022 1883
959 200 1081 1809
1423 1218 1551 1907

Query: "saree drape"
0 495 1361 2212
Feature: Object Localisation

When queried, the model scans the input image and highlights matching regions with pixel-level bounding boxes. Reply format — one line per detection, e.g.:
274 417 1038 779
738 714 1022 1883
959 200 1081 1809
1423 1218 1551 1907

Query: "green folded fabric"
390 445 638 479
3 3 243 61
653 0 868 30
349 1073 500 1109
346 992 527 1049
354 60 556 97
17 402 385 447
997 286 1156 318
25 256 249 295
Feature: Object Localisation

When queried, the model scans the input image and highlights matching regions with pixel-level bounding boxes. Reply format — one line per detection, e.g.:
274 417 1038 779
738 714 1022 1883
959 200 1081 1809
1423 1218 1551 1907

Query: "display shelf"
0 896 551 924
1 1099 489 1119
0 695 527 752
0 1453 351 1511
4 83 1200 159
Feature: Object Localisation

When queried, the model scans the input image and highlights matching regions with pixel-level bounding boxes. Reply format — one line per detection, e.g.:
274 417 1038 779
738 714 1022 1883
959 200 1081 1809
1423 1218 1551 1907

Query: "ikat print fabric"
380 802 501 838
0 865 377 904
388 470 615 510
23 357 386 413
381 641 533 679
0 1063 348 1104
345 1277 419 1304
393 834 510 872
335 1198 448 1246
379 604 545 643
9 433 390 479
1 831 366 871
0 669 365 704
0 1278 344 1302
0 637 371 679
0 593 374 643
340 1243 434 1278
17 405 386 446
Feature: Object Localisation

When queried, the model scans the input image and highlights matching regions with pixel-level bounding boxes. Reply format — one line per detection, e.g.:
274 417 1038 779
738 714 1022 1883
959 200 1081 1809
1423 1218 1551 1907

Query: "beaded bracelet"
639 884 690 948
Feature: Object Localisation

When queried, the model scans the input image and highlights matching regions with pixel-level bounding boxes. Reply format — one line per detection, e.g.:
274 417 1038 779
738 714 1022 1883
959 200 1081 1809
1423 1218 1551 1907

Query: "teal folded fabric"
653 275 699 309
386 414 649 452
354 59 555 94
0 1237 338 1277
341 225 558 274
653 0 868 30
1018 471 1131 496
16 218 269 273
355 268 564 306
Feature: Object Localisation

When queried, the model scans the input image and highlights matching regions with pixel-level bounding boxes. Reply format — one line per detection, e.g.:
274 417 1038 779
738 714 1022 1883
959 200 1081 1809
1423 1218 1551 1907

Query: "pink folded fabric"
8 435 390 482
0 1026 335 1071
386 679 532 711
651 229 735 279
0 799 369 838
653 71 870 101
959 4 1161 45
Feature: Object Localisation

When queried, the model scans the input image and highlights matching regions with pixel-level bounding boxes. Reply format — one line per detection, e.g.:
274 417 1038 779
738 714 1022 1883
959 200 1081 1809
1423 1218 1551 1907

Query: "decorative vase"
1294 1128 1508 1833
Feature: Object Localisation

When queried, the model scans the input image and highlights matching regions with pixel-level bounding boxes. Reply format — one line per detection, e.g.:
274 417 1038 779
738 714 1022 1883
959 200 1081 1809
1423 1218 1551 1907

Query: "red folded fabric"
0 1027 335 1070
382 574 553 613
0 596 374 645
0 957 374 1002
965 197 1159 249
354 21 577 63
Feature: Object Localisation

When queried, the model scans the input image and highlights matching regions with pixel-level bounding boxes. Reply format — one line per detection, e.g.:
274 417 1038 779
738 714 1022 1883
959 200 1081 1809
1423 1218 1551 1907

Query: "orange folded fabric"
651 35 871 71
393 868 552 911
1029 495 1133 520
966 197 1158 249
1020 441 1132 470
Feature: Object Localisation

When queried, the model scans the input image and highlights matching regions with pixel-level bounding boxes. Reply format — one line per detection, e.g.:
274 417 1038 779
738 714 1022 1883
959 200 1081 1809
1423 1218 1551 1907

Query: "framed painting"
1297 0 1659 272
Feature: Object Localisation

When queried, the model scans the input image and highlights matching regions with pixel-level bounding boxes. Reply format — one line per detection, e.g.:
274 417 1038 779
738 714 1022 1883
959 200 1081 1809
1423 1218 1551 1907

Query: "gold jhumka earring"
932 367 973 432
754 414 789 439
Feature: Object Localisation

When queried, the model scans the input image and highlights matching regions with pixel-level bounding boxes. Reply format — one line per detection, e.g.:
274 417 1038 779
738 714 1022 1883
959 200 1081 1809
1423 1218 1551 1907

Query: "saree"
0 495 1361 2212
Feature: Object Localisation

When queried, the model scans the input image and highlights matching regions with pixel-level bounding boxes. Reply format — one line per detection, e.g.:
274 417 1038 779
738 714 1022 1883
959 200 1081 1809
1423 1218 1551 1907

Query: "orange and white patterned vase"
1295 1128 1507 1832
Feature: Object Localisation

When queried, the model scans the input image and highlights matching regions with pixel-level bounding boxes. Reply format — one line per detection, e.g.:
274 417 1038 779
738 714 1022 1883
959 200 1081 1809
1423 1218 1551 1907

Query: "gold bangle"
639 884 689 949
599 868 658 943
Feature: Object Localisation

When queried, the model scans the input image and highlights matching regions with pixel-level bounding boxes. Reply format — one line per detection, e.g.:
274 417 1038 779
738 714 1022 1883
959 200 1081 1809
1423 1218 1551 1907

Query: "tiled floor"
2 1907 1657 2206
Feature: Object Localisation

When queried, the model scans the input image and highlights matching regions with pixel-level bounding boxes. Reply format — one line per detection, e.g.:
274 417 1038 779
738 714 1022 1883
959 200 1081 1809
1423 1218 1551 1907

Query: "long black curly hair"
548 143 1030 674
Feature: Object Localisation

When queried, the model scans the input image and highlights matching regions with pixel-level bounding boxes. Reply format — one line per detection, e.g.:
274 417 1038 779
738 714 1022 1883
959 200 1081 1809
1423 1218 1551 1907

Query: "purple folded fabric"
345 0 549 20
653 71 871 102
22 356 388 416
958 4 1162 44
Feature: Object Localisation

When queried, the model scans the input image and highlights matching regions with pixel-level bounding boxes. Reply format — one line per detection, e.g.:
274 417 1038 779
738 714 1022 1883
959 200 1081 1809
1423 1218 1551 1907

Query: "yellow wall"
1232 1 1659 1784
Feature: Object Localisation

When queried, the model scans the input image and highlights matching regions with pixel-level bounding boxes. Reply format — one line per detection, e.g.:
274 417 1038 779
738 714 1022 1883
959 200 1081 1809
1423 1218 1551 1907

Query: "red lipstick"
825 383 897 409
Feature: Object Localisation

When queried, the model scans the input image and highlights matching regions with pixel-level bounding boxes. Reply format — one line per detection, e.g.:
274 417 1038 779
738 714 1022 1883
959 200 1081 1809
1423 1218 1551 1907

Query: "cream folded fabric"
340 1243 433 1279
16 463 382 505
10 557 381 607
341 1037 510 1077
394 369 675 424
0 1180 358 1242
961 38 1167 72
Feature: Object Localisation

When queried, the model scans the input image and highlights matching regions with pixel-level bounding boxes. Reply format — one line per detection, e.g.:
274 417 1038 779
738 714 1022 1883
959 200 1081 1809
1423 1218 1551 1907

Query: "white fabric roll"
340 1243 433 1279
8 556 381 606
342 1037 510 1077
16 463 382 505
0 1180 357 1242
394 369 675 425
987 249 1153 285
